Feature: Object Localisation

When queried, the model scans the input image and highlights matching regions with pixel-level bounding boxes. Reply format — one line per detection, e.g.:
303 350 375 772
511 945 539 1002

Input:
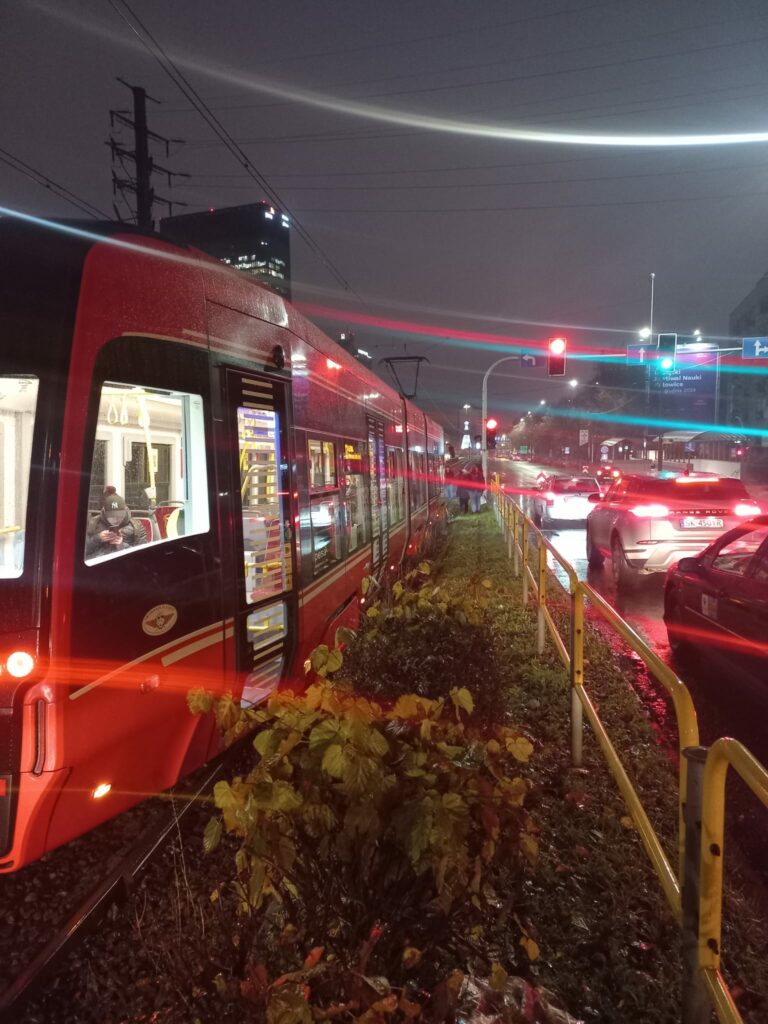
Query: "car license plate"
680 517 723 529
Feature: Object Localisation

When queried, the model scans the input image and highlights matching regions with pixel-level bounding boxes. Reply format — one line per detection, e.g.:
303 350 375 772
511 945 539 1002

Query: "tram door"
225 370 296 703
367 416 389 573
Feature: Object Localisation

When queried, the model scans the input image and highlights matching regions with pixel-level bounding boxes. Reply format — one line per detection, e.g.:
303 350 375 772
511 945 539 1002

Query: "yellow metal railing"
490 479 767 1024
699 739 768 1021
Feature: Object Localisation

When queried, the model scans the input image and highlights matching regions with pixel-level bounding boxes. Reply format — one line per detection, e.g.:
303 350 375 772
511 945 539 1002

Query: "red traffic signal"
485 417 498 450
548 337 567 376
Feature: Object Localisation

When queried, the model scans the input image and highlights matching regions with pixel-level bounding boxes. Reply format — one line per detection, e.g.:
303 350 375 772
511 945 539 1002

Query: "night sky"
5 0 768 433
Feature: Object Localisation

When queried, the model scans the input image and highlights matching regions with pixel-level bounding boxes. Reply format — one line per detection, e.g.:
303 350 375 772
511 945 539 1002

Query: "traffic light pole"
481 354 521 481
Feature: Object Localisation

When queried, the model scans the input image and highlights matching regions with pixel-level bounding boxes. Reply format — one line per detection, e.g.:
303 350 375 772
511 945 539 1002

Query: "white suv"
586 474 761 587
532 475 601 529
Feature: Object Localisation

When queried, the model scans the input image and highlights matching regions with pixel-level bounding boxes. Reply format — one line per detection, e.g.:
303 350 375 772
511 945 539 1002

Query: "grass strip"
436 508 767 1023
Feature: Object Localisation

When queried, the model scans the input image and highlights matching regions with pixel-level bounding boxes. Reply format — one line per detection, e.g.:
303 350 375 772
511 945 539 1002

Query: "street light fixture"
569 378 579 388
639 326 651 339
539 399 546 405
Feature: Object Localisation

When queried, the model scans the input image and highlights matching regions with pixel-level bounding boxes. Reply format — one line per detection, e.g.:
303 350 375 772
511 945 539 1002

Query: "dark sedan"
663 516 768 675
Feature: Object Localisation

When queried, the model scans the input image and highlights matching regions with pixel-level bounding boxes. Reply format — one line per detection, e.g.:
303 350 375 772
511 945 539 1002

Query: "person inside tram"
85 486 147 560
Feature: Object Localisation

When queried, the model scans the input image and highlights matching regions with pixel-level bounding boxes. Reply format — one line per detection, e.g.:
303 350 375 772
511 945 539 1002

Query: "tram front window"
0 375 38 578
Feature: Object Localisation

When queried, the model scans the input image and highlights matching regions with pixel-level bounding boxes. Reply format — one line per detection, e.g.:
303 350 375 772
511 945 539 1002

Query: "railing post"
536 540 547 654
511 506 518 571
570 585 584 768
681 746 710 1024
521 517 528 603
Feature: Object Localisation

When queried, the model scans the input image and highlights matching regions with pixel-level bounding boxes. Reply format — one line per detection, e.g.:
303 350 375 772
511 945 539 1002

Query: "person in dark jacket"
456 467 471 515
85 488 147 560
468 462 486 513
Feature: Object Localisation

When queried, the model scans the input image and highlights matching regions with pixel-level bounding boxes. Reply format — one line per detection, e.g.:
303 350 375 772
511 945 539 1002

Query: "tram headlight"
5 650 35 678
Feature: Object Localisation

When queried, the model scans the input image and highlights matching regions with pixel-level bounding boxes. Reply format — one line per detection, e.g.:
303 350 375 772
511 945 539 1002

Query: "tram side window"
409 451 426 512
308 438 341 576
84 382 209 564
343 441 370 554
238 406 290 604
308 439 336 489
0 375 39 579
386 448 405 525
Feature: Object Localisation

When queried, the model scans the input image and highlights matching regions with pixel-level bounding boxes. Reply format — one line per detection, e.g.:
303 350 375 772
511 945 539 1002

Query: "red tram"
0 221 445 871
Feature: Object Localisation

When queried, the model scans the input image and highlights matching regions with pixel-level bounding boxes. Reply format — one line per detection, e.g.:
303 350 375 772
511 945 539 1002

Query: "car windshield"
552 477 598 493
631 477 748 502
0 375 39 579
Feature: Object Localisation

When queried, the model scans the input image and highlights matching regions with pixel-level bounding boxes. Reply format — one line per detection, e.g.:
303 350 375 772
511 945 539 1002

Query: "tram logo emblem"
142 604 178 636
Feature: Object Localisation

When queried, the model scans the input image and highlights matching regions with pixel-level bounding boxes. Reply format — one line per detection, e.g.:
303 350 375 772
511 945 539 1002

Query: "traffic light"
547 336 567 376
485 417 498 450
657 333 677 371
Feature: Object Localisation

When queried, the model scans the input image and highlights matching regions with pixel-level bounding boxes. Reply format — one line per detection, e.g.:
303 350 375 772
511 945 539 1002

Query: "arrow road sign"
521 354 544 367
742 337 768 359
627 344 647 365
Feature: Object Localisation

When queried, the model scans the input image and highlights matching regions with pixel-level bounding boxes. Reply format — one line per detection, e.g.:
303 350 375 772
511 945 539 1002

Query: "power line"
106 0 364 303
0 145 111 220
291 184 768 214
162 7 768 117
182 69 768 150
177 156 768 194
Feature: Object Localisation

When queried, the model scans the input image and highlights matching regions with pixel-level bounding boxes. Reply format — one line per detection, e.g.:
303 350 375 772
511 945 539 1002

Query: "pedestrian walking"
468 462 485 513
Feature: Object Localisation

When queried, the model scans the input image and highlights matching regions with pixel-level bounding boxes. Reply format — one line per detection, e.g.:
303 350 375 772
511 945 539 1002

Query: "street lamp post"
481 354 523 479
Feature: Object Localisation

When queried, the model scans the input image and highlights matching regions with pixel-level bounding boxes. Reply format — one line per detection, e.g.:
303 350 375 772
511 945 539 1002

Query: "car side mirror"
587 492 602 503
677 557 701 573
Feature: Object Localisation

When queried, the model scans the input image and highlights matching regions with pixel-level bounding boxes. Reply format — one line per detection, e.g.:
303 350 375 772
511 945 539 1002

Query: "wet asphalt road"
491 458 768 816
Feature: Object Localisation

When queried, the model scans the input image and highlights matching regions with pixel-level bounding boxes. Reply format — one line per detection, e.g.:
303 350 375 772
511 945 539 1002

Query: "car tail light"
629 503 669 518
733 502 760 517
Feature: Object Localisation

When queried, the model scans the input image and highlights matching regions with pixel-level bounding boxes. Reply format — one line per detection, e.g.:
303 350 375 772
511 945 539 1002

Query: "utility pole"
132 86 153 231
108 78 189 229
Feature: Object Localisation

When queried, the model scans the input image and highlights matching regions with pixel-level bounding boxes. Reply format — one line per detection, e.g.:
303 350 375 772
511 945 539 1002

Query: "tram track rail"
0 737 245 1023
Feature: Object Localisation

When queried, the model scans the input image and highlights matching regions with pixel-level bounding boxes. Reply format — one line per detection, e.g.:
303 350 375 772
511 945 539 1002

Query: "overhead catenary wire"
290 184 768 215
158 5 768 115
106 0 365 304
176 156 768 193
0 146 111 220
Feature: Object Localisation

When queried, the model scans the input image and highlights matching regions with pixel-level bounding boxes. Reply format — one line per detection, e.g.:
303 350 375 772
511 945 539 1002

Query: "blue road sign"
742 337 768 360
627 344 649 365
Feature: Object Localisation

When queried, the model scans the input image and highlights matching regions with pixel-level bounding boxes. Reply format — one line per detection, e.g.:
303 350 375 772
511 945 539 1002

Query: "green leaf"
365 605 380 619
481 578 493 590
365 728 390 758
309 719 342 755
392 580 404 600
253 728 277 756
321 742 347 778
506 735 534 763
203 815 222 853
436 741 465 760
450 687 474 715
187 688 214 715
325 648 343 674
341 751 379 795
343 800 380 839
335 626 357 647
489 962 508 991
417 561 431 575
266 984 313 1024
252 780 303 813
249 857 266 906
310 645 330 672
